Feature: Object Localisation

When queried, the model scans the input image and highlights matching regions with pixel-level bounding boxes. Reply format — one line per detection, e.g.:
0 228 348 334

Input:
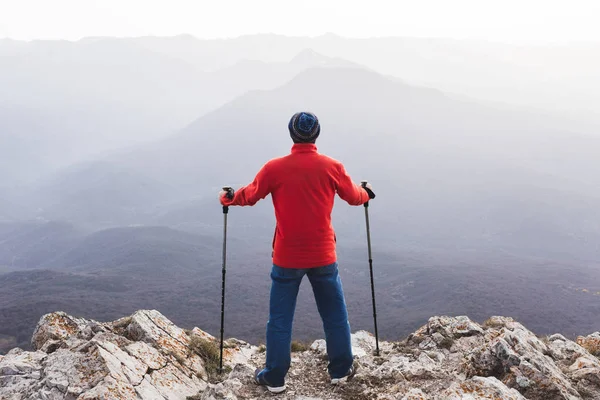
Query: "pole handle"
222 186 234 199
361 181 370 208
222 186 234 214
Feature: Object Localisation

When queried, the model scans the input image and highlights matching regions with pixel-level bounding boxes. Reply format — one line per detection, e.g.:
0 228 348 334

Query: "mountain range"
1 34 599 356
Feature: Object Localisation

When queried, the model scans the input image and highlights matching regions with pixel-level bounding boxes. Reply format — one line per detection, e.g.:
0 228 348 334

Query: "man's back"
267 144 368 268
221 143 368 268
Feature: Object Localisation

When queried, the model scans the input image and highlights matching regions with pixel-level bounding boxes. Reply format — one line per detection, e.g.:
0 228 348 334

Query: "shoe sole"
331 365 357 385
254 368 286 394
267 385 287 394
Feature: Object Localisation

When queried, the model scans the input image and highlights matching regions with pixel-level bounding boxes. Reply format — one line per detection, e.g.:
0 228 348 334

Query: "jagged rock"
465 320 582 399
3 311 600 400
1 310 209 400
426 316 485 338
548 334 590 362
127 310 191 355
31 311 96 350
201 379 242 400
310 330 378 358
577 332 600 357
441 376 526 399
0 348 46 378
401 388 428 399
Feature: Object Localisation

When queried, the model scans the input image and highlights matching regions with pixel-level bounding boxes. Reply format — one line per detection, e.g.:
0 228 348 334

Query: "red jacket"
221 143 369 268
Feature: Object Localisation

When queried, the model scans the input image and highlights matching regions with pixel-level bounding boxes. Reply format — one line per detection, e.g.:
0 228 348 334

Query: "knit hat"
288 112 320 143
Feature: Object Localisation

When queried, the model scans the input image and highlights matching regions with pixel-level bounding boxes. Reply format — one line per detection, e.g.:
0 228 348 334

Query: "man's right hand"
219 187 235 204
361 182 376 200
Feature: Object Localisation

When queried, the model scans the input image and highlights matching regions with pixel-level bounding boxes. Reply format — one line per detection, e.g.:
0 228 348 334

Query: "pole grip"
223 186 234 199
361 180 369 208
222 186 233 214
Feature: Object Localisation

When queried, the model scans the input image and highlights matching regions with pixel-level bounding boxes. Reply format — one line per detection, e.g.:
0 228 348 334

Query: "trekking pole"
219 187 234 374
361 181 380 356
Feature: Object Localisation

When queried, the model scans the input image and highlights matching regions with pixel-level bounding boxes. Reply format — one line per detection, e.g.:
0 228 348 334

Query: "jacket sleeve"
335 162 370 206
222 162 272 207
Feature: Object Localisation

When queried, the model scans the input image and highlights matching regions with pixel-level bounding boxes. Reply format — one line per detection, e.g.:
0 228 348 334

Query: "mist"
1 25 600 355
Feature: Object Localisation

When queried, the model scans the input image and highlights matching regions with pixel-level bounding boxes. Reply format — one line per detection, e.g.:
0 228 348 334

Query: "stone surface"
465 320 582 400
441 376 526 399
401 388 428 399
2 311 600 399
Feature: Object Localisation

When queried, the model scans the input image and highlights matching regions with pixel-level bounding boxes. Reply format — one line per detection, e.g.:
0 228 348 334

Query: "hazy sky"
1 0 599 42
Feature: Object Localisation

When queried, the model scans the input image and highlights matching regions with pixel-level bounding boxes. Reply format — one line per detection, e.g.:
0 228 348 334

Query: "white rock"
31 311 95 350
401 388 429 399
467 324 582 399
148 363 206 400
427 316 484 338
0 348 46 377
135 375 171 400
125 341 168 370
440 376 526 399
77 376 139 400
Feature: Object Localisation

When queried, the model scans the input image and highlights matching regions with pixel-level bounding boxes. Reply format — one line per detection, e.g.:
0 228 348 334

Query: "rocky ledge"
1 311 600 400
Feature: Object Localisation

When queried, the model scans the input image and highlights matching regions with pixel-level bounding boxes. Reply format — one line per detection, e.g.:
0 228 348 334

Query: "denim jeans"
258 262 354 387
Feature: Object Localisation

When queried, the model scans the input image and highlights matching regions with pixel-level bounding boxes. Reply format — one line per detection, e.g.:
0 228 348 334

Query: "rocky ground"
1 310 600 399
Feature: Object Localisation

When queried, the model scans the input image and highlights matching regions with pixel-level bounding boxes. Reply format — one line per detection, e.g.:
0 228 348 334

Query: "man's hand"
219 187 235 204
361 181 376 200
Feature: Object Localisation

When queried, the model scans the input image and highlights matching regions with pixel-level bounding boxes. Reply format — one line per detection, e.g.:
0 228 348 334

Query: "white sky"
1 0 599 43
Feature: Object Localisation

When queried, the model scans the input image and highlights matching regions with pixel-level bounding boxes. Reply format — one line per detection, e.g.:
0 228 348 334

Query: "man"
219 111 375 393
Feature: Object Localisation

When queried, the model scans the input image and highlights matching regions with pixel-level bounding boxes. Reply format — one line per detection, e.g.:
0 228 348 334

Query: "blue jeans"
258 262 353 387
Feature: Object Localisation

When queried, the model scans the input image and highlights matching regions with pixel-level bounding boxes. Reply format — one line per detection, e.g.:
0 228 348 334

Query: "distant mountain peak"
289 48 363 70
289 48 329 65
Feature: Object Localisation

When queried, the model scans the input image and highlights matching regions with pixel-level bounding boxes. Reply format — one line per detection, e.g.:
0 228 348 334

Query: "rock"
427 316 485 339
441 376 526 399
127 310 191 356
311 330 388 359
228 363 255 381
201 379 242 400
1 310 209 400
3 310 600 400
31 311 96 350
310 339 326 353
43 348 109 397
0 348 46 377
401 388 429 399
483 316 517 330
77 376 139 400
125 341 168 370
577 332 600 357
148 363 206 399
548 334 590 362
465 321 582 399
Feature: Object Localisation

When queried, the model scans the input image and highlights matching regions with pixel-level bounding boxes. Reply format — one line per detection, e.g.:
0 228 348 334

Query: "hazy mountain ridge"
2 34 600 373
125 33 600 124
30 66 600 260
2 221 600 358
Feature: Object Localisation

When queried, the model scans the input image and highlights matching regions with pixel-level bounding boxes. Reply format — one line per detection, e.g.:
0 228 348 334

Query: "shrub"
291 340 309 353
188 336 224 378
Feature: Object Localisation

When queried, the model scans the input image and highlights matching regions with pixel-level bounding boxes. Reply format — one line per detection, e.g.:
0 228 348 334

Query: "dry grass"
579 338 600 357
483 317 505 329
291 340 310 353
188 336 231 378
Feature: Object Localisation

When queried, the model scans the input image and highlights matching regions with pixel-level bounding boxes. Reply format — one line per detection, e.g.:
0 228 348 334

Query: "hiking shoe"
331 362 358 385
254 368 286 394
